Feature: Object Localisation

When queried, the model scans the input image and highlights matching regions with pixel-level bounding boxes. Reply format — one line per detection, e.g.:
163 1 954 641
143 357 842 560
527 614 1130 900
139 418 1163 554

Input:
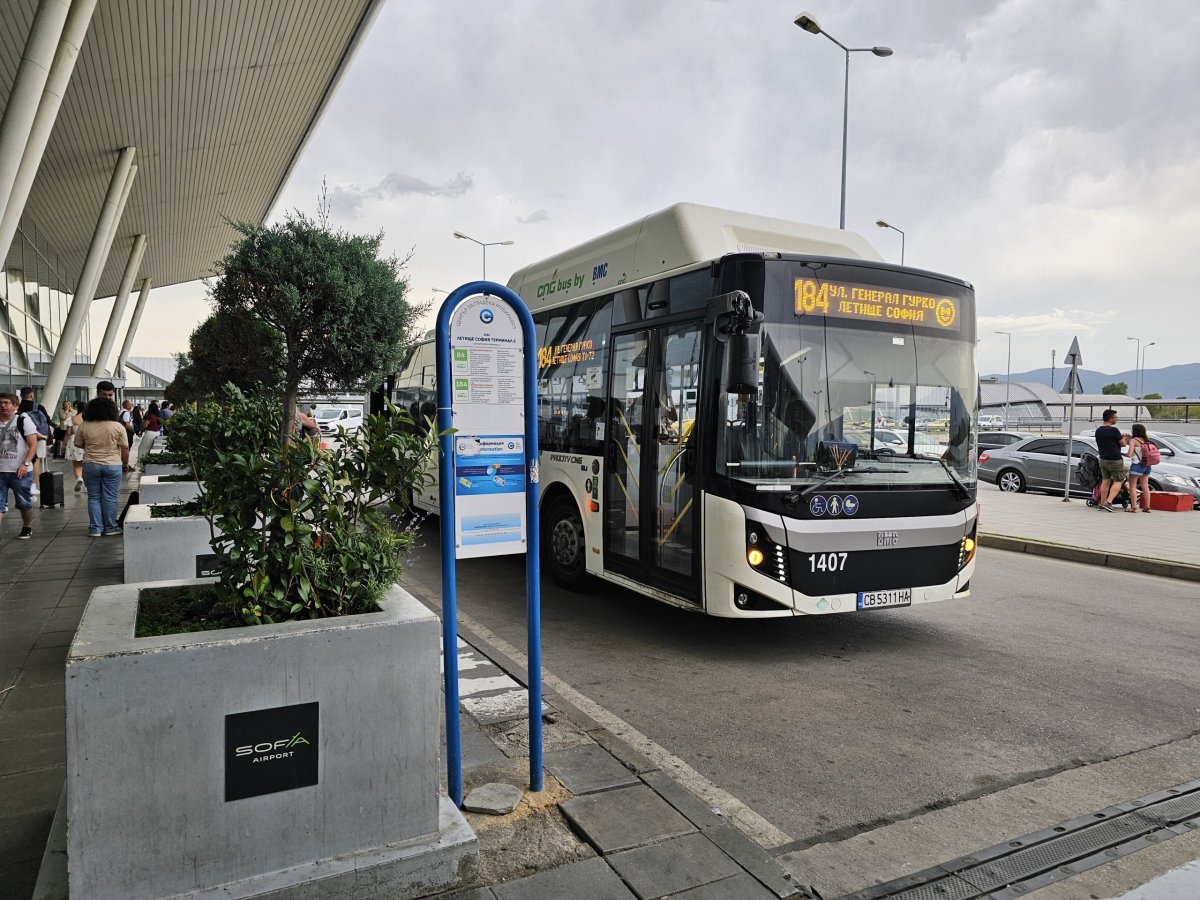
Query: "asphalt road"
402 526 1200 850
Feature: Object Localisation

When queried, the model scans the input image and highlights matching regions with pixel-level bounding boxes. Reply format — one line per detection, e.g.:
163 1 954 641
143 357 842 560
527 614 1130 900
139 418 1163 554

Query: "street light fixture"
1139 341 1156 419
1126 336 1141 417
995 331 1012 426
452 231 514 281
794 11 893 230
875 219 905 264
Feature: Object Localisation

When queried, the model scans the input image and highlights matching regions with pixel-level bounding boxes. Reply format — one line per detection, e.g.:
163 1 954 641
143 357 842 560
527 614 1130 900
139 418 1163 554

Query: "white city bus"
398 203 979 618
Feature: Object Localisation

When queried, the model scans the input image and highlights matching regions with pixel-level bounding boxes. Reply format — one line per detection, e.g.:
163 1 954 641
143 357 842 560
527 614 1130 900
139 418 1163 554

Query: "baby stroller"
1078 453 1130 509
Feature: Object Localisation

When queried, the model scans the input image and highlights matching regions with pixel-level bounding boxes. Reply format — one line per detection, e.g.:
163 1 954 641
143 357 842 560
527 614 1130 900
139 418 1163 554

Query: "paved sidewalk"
0 462 129 898
977 483 1200 581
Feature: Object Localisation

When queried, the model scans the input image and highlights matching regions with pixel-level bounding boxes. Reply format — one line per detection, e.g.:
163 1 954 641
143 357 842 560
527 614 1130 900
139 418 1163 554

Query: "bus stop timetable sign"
448 295 527 558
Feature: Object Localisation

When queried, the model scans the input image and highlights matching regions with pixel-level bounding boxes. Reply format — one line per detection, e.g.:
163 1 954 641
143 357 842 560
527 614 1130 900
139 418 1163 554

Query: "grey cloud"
516 209 549 225
330 172 474 217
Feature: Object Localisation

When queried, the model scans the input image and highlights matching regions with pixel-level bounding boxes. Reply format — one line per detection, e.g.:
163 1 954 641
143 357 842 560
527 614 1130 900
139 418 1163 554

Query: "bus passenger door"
604 324 703 601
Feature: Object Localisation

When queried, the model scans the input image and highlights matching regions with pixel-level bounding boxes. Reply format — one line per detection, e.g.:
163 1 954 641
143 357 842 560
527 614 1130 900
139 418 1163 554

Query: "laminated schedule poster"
448 296 528 558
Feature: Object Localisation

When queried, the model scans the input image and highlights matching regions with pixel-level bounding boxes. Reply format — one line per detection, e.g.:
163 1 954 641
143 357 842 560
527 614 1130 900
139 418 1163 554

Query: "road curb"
980 532 1200 583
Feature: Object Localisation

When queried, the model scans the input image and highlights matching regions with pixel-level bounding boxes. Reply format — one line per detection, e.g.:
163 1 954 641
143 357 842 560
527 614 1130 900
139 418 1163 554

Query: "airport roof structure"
0 0 384 296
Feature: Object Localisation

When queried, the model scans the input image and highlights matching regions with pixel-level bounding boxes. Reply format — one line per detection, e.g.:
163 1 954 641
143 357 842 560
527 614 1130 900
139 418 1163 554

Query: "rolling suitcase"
40 470 65 508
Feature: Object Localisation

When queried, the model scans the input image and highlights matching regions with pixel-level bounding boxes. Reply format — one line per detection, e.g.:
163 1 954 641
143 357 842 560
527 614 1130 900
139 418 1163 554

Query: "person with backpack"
18 388 52 496
1125 423 1158 513
0 392 38 540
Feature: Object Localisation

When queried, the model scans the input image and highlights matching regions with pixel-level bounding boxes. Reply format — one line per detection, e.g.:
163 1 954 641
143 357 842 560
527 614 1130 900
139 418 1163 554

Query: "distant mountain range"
983 363 1200 398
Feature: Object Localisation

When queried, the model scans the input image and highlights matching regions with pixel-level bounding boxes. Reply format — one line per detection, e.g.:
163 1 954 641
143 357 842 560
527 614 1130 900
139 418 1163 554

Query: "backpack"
1077 453 1099 487
1140 439 1161 466
30 407 51 438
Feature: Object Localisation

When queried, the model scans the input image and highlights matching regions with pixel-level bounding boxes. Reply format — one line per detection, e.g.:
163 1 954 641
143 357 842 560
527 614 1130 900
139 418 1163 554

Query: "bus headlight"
746 525 790 584
958 531 977 569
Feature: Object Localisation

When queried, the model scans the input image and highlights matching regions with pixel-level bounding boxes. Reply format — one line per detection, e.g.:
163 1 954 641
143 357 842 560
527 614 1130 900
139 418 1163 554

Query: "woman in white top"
1124 423 1152 513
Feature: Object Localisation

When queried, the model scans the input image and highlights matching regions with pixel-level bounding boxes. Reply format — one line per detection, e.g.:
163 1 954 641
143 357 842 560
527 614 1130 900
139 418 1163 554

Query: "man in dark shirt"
1094 408 1126 511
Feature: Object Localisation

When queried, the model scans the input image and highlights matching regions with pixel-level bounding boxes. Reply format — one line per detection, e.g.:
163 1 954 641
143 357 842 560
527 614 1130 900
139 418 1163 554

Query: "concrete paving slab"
491 856 635 900
590 728 658 775
0 734 64 777
544 743 640 795
608 832 741 898
464 783 523 816
560 784 696 854
666 872 781 900
641 769 725 829
703 823 804 899
434 888 496 900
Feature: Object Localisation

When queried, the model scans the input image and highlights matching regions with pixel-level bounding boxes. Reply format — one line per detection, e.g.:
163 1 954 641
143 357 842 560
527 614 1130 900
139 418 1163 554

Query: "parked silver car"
977 430 1031 456
978 435 1200 506
1148 432 1200 469
1074 431 1200 470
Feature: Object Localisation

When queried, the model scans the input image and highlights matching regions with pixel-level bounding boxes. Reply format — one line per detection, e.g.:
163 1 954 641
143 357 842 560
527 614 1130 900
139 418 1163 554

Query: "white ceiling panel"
0 0 382 297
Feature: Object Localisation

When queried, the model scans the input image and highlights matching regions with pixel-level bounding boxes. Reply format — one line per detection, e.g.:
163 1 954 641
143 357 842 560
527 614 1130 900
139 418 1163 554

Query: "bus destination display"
794 277 960 331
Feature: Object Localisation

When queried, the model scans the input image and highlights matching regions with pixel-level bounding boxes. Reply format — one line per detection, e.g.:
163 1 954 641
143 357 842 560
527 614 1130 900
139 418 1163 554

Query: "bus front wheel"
542 496 592 591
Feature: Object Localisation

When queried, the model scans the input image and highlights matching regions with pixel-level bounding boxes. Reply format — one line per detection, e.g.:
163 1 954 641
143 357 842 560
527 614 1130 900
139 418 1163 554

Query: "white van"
979 414 1005 429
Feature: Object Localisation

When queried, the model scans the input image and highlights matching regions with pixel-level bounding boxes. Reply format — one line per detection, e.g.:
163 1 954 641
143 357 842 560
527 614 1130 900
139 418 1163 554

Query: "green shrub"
174 385 437 625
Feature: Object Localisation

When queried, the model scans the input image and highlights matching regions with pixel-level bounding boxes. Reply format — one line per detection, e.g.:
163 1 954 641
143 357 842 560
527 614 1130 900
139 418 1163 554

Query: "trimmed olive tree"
210 211 418 438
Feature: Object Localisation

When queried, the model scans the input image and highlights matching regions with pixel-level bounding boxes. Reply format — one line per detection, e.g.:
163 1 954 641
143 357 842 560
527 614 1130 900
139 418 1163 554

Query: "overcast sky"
106 0 1200 378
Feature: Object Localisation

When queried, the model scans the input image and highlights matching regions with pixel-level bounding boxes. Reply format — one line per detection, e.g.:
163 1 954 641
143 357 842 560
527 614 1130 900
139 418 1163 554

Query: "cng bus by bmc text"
395 203 979 618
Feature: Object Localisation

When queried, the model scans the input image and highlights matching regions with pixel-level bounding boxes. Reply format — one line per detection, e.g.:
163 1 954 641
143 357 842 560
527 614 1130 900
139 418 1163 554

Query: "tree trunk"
282 381 299 443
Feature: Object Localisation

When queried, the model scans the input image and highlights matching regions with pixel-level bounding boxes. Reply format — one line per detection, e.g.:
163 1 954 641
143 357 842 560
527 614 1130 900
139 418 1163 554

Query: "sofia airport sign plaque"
448 295 528 558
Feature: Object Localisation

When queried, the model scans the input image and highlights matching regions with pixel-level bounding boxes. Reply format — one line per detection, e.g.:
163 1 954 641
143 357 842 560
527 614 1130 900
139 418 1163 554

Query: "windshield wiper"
908 453 971 499
799 466 902 497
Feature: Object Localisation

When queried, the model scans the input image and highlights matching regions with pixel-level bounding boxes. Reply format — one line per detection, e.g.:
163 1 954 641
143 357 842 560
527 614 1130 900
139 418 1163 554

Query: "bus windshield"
717 263 977 490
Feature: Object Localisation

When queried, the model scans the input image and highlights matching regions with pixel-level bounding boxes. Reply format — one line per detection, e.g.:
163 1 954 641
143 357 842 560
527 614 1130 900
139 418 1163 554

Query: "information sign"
794 276 961 332
448 295 528 558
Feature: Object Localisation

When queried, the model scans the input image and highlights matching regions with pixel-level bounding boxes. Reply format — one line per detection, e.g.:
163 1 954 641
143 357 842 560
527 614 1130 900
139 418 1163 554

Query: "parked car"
977 430 1031 455
312 406 364 436
1075 431 1200 470
844 427 947 456
1148 432 1200 469
979 435 1200 506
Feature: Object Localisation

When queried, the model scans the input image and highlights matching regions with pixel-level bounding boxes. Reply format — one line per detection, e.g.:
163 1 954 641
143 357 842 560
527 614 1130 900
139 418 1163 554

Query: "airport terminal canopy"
0 0 385 297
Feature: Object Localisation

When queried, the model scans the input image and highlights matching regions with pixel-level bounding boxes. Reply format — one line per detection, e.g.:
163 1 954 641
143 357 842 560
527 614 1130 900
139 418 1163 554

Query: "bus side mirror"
725 332 760 395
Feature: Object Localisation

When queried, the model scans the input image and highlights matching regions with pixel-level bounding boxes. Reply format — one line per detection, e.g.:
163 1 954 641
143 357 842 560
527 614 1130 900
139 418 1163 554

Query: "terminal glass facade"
1 217 92 401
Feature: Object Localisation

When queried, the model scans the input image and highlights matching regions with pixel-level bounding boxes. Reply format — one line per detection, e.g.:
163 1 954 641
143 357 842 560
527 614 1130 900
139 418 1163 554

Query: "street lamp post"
874 219 905 264
452 231 514 281
995 331 1012 426
794 12 892 230
1139 341 1156 420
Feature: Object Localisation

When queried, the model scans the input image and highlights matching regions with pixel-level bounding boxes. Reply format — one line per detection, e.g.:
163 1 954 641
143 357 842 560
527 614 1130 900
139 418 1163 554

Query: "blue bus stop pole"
517 291 544 791
436 281 543 799
435 295 463 807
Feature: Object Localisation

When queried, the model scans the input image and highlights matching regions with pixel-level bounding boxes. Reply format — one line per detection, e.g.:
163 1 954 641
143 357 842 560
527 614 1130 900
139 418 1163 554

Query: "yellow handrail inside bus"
612 468 639 523
657 497 693 545
658 419 695 475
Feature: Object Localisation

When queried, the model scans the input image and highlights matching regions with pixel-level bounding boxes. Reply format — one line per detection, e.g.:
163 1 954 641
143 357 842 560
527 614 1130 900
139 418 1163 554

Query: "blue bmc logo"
479 308 494 324
592 262 608 283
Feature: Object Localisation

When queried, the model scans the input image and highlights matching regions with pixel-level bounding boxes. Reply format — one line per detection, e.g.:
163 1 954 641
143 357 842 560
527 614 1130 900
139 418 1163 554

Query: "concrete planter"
142 461 191 477
136 474 202 505
123 504 219 583
65 581 476 899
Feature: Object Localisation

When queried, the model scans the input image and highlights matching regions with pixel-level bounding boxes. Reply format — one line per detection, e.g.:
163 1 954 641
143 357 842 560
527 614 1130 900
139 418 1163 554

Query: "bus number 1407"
807 552 848 573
